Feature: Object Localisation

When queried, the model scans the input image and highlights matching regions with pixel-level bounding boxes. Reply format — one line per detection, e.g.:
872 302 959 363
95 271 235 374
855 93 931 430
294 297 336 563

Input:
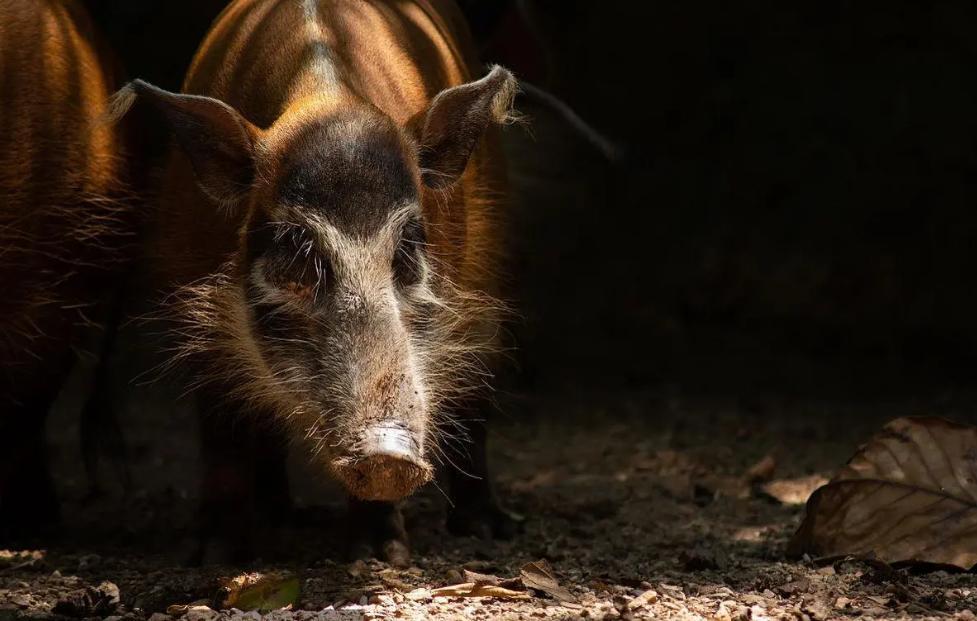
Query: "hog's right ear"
418 65 517 189
119 80 258 206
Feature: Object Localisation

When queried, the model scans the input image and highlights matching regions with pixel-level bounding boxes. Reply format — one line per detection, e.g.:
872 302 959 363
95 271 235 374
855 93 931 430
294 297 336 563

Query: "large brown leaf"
789 416 977 569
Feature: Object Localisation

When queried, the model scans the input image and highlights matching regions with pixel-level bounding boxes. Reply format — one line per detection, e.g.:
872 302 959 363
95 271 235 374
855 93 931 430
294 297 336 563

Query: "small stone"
148 614 173 621
716 600 750 621
776 577 811 596
186 605 218 621
444 568 464 583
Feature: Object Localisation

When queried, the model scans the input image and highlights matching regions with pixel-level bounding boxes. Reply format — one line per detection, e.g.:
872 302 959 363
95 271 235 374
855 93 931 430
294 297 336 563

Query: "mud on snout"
329 421 434 501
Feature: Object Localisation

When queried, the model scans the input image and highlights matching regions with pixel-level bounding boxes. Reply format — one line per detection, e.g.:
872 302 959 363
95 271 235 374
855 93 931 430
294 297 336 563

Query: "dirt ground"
3 351 977 621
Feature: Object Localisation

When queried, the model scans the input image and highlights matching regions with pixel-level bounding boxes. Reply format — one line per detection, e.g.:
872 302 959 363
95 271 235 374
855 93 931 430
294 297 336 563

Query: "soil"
3 352 977 620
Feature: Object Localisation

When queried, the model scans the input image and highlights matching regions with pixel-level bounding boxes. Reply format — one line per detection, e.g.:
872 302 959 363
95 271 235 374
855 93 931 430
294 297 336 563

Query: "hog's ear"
419 65 517 189
126 80 258 206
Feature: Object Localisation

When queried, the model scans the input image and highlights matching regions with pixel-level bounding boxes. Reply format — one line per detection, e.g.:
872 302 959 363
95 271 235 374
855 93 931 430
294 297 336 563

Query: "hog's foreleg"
191 390 291 565
445 404 521 539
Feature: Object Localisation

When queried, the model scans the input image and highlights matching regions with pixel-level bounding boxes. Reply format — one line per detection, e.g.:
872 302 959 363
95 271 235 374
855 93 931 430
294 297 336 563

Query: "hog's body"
122 0 517 563
0 0 130 535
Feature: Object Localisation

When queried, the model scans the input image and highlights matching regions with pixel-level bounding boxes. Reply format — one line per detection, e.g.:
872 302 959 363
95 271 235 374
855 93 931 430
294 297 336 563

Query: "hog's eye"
262 239 328 303
283 280 314 299
393 218 425 287
275 254 329 303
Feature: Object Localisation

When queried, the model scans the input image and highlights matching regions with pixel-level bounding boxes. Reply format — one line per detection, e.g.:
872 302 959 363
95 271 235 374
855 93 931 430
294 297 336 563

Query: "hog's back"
156 0 506 301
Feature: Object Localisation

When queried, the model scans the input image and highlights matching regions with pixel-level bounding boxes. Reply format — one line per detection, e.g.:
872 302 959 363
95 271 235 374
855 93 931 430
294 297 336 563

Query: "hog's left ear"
419 65 516 189
123 80 259 207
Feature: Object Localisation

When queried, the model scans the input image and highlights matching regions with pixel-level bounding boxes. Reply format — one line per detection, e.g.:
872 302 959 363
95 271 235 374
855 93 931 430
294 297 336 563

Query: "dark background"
84 0 977 401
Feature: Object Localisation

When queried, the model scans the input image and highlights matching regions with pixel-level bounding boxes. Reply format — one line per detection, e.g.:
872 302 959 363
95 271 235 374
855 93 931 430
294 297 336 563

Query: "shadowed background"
82 1 977 402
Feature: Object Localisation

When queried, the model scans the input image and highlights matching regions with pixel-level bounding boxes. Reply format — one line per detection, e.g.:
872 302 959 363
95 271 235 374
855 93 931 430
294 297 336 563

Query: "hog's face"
242 115 438 500
121 66 515 500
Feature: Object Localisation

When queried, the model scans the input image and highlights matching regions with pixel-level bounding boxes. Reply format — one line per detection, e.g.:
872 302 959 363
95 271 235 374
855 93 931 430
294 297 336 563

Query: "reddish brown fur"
0 0 133 533
0 0 130 403
153 0 505 320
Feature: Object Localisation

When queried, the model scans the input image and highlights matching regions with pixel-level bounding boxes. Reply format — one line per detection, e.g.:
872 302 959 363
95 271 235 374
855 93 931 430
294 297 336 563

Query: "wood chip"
627 588 659 610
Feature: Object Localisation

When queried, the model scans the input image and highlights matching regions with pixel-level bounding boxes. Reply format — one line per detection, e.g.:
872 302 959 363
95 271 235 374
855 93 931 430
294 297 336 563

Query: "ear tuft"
485 65 520 126
419 65 518 189
104 81 140 125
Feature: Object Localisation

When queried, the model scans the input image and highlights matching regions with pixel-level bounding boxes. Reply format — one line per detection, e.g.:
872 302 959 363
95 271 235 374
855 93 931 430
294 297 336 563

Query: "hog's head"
122 66 515 501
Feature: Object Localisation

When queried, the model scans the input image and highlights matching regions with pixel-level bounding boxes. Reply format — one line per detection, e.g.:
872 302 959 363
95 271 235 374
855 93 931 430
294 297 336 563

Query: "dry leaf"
429 582 530 599
461 569 500 584
461 570 524 590
761 474 829 505
789 416 977 568
520 560 576 603
217 572 300 612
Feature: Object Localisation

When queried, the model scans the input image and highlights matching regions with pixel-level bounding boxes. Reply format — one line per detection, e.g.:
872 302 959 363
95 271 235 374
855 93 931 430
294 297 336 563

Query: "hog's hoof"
346 500 411 567
447 502 523 540
348 532 411 568
382 538 411 567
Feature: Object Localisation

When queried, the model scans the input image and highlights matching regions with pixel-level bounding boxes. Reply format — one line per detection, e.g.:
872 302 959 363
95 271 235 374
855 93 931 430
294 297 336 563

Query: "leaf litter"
791 416 977 568
6 392 977 619
406 559 573 604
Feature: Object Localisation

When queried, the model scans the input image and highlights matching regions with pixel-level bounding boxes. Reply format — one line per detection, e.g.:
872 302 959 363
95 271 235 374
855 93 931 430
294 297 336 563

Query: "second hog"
114 0 518 564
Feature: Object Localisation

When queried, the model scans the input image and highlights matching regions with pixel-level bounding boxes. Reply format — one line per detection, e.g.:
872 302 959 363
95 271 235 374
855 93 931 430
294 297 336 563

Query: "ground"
2 353 977 620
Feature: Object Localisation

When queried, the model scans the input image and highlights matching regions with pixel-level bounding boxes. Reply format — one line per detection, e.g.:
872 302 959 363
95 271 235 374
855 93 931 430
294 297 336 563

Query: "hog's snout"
331 422 433 501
